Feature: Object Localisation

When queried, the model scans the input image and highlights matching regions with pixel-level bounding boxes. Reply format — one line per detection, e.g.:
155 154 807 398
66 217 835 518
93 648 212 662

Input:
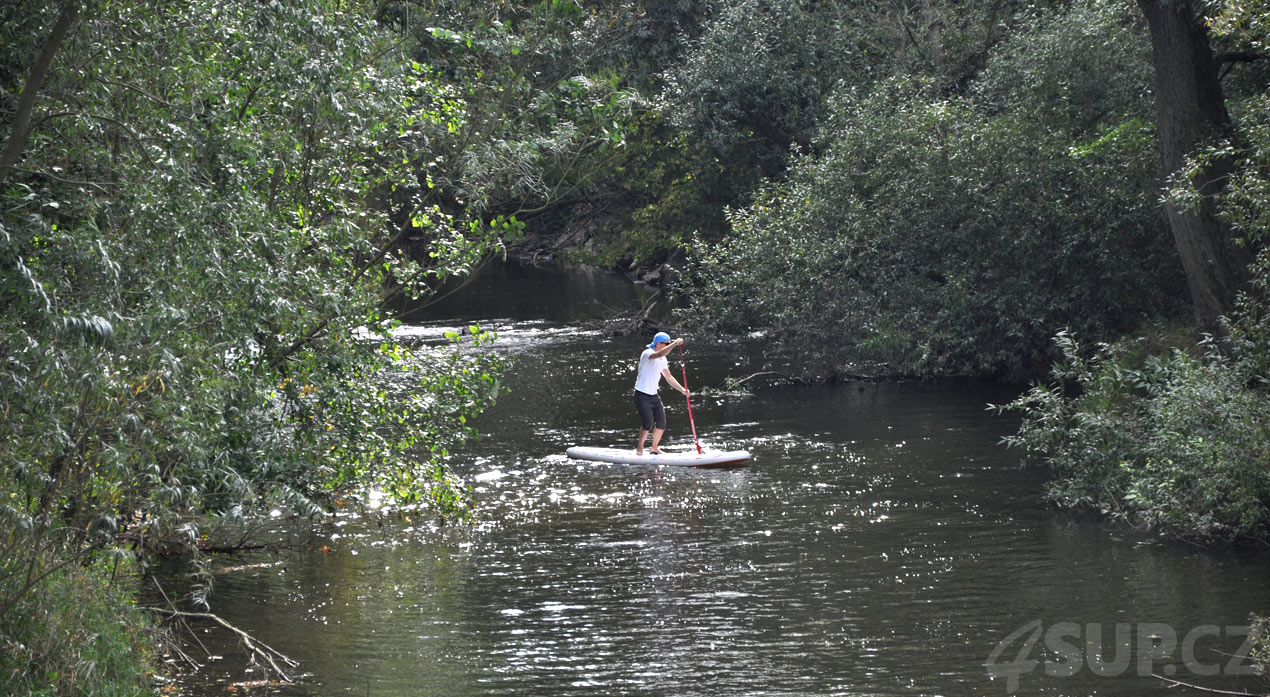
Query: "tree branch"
1152 674 1268 696
1216 51 1269 80
1215 51 1269 65
142 606 301 682
0 2 79 188
11 166 111 194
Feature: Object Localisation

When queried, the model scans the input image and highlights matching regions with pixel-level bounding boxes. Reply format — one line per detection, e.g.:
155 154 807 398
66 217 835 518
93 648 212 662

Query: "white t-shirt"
635 348 668 395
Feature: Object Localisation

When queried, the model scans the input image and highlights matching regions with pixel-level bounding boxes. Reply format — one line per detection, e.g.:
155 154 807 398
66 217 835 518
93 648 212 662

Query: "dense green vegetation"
686 74 1177 379
3 0 1270 691
987 0 1266 544
0 554 154 696
677 0 1179 379
998 27 1270 540
999 329 1270 539
0 1 528 692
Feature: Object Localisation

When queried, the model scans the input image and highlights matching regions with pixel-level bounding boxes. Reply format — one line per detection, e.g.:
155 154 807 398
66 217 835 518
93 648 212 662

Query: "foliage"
1213 89 1270 385
377 0 723 269
558 110 733 268
662 0 869 165
0 551 154 697
0 0 510 656
591 0 708 93
636 0 875 254
1205 0 1270 99
662 0 1039 153
558 0 1065 272
444 0 1061 268
377 0 644 225
1204 0 1270 361
997 332 1270 539
1251 614 1270 678
682 67 1180 379
999 0 1270 542
972 0 1155 135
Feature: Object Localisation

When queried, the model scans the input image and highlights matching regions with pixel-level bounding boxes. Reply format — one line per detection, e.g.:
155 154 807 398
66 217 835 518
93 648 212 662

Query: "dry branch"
142 606 300 682
1152 674 1269 696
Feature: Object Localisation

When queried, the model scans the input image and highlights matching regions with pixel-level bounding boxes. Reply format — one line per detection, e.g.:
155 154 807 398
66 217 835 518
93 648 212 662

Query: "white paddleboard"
566 446 750 468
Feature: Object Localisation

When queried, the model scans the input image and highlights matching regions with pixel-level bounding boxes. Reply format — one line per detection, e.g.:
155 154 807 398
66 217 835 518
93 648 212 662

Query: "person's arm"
649 337 683 359
661 368 689 397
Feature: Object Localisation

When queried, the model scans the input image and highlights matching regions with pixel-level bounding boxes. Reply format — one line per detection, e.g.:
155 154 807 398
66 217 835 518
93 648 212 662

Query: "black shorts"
634 390 666 430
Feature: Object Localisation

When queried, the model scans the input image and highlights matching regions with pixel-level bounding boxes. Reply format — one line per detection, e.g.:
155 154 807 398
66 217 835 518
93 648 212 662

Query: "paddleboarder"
635 332 690 455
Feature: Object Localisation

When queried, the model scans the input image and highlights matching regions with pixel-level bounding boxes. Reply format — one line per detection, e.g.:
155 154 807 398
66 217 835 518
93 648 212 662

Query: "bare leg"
636 429 649 455
650 427 665 454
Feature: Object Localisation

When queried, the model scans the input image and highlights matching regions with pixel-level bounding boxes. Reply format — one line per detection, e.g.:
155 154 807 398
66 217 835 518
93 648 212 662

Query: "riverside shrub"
999 332 1270 540
684 76 1181 379
0 553 154 697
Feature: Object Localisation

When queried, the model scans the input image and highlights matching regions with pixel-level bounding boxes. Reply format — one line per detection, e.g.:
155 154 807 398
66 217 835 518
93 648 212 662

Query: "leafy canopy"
0 0 510 616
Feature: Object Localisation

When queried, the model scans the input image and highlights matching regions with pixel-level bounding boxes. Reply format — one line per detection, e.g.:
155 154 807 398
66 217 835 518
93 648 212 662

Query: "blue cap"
647 332 671 349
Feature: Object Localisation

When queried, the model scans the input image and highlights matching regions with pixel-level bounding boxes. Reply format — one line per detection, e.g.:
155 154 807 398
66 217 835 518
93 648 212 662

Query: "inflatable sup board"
566 446 750 468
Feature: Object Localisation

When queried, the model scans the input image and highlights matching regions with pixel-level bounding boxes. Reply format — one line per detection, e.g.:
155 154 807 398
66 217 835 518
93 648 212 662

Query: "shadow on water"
159 261 1270 697
392 259 664 325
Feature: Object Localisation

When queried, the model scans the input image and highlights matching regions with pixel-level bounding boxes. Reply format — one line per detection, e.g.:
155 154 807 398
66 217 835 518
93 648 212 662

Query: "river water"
162 262 1270 696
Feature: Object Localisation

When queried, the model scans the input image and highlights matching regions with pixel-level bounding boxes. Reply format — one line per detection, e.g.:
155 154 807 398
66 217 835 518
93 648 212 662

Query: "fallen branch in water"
207 560 286 575
1152 674 1268 696
719 370 886 392
723 371 797 389
592 291 663 336
142 606 300 682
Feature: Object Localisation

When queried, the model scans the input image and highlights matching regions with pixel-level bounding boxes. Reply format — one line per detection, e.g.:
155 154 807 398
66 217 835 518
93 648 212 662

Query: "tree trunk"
1137 0 1250 339
0 2 80 188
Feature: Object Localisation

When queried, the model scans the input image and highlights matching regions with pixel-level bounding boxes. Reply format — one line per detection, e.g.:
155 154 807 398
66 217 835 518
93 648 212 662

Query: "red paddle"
678 342 703 454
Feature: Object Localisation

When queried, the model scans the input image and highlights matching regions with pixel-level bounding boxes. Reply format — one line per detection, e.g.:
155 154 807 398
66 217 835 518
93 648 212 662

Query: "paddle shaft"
678 343 702 454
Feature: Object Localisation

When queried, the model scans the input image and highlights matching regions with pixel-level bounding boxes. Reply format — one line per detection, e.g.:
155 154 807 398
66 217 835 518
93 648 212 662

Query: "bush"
1251 615 1270 678
683 75 1181 379
999 332 1270 540
972 0 1154 135
1002 22 1270 541
0 551 154 697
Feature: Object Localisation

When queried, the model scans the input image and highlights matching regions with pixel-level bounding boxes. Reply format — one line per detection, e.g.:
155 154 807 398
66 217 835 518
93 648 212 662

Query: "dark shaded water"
161 263 1270 696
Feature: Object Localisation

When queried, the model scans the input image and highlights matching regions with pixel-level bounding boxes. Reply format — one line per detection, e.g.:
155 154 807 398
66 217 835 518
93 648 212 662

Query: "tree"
999 0 1270 544
376 0 643 234
0 0 508 639
1137 0 1253 338
684 70 1181 380
0 2 77 188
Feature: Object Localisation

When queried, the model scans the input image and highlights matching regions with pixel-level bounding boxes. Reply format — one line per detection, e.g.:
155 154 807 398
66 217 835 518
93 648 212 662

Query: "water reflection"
159 263 1270 697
